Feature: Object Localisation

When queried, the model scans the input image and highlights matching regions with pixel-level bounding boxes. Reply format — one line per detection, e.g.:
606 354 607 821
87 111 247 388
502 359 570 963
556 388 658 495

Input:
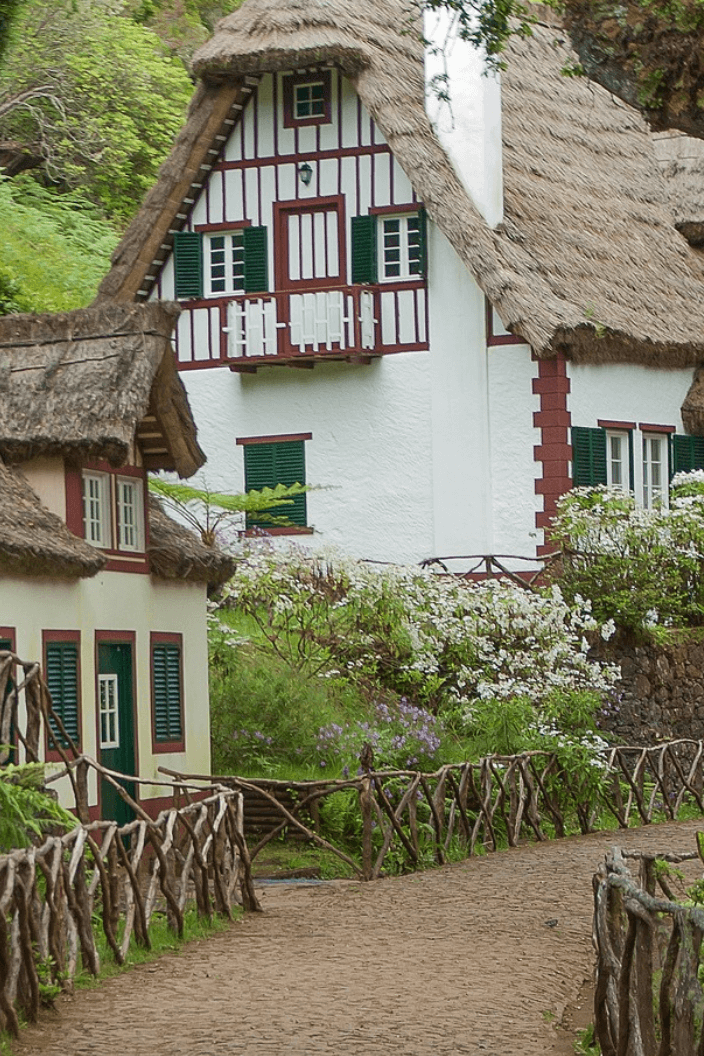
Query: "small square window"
605 430 631 491
283 71 332 128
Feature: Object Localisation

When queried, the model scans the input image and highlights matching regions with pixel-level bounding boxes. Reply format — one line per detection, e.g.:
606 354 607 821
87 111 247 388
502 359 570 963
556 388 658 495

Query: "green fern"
0 757 77 852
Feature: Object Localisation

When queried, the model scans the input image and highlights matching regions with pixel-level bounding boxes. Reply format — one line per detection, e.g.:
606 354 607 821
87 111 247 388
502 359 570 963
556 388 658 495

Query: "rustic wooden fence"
0 767 261 1037
165 739 704 880
0 650 261 1036
593 843 704 1056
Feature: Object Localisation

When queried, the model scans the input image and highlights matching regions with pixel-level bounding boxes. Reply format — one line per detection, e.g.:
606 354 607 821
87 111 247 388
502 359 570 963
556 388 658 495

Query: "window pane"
82 473 109 548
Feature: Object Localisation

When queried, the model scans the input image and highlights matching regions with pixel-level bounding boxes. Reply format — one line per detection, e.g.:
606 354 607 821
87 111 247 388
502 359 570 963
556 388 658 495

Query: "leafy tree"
0 0 194 220
149 477 314 546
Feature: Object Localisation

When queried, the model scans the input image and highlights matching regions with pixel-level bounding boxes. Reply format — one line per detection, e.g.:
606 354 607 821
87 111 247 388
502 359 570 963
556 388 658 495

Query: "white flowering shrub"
553 475 704 632
217 545 617 751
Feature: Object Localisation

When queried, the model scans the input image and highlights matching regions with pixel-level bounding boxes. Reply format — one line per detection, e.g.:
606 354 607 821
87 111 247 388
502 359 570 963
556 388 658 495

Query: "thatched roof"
147 498 235 589
97 0 704 366
0 460 106 578
0 303 205 477
652 131 704 247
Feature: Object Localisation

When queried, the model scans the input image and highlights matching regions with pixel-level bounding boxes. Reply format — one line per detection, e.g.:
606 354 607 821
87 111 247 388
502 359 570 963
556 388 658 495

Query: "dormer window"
81 468 146 553
283 70 332 128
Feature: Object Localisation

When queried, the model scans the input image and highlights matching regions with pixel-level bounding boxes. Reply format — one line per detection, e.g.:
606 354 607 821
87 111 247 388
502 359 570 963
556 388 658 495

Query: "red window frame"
150 632 185 754
65 461 150 574
43 629 81 762
282 70 332 128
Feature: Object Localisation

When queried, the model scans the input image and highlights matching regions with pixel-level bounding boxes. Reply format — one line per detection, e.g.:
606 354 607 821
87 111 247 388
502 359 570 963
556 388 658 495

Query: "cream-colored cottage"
0 302 232 821
95 0 704 569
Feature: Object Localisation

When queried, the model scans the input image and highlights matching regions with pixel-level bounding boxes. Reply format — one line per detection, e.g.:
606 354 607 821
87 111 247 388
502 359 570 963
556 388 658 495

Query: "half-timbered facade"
97 0 704 567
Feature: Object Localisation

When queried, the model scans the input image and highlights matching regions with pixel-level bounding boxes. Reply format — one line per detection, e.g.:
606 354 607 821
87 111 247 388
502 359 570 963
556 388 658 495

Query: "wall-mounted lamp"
297 162 313 186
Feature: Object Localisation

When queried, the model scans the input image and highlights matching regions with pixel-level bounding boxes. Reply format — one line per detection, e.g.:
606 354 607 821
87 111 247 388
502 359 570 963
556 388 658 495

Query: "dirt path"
14 819 704 1056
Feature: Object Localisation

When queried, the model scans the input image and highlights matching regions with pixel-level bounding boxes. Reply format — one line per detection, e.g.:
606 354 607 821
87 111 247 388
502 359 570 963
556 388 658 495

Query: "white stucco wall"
426 224 494 558
568 361 695 430
182 353 436 564
424 9 503 226
487 343 541 556
1 573 210 807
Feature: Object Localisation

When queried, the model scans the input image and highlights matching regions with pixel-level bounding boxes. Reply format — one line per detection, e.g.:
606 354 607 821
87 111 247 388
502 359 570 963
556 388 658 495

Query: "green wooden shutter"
351 215 377 284
273 441 307 526
243 226 269 293
417 206 428 279
571 426 607 487
671 434 704 476
173 232 203 299
153 644 182 743
45 642 79 747
244 441 307 528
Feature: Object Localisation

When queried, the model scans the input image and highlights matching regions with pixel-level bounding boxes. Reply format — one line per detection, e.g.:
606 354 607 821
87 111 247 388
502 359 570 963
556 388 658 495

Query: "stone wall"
593 637 704 745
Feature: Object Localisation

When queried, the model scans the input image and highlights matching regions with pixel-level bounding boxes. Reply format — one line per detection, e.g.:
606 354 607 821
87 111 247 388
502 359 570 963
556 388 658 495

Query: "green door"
98 642 136 825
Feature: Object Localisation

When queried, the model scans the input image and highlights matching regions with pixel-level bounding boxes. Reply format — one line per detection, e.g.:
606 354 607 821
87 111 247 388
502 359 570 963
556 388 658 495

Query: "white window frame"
642 433 668 509
116 477 145 552
293 80 326 120
98 673 119 749
205 231 245 296
605 430 631 491
378 213 422 282
82 472 111 549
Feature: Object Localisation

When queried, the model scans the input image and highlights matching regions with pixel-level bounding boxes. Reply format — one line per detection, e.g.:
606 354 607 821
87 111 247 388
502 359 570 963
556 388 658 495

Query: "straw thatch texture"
499 25 704 365
147 498 235 588
100 0 704 365
0 460 105 578
652 131 704 246
0 302 205 477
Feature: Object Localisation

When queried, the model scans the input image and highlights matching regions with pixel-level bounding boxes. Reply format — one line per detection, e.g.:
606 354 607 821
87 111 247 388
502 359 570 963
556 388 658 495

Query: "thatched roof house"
97 0 704 367
0 302 233 586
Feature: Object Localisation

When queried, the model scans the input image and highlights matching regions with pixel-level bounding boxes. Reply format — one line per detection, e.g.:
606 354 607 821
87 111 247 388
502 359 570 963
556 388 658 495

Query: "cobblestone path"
14 818 704 1056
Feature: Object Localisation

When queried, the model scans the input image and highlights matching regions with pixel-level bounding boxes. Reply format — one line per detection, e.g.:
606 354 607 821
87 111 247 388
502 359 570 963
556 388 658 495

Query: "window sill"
152 739 186 755
243 526 313 537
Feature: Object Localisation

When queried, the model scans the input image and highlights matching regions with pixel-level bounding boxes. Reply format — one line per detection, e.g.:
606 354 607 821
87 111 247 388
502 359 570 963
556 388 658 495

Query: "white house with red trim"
0 303 232 821
96 0 704 569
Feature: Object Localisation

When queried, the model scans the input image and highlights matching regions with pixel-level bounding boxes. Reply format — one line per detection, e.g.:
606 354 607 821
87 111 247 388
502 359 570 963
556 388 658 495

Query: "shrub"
552 475 704 632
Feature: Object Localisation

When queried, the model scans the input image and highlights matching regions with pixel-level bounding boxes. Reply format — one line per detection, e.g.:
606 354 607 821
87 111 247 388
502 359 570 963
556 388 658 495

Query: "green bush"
552 475 704 633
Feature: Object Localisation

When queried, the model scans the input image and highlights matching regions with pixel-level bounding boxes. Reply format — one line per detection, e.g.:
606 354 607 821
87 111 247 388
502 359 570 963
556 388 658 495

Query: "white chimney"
424 9 504 227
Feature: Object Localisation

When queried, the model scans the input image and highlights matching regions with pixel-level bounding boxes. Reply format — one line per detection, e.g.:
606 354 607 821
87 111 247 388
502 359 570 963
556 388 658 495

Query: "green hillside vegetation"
0 176 118 312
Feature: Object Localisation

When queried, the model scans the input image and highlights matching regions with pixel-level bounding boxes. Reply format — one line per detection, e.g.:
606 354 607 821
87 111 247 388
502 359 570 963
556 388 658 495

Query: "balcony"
174 282 428 371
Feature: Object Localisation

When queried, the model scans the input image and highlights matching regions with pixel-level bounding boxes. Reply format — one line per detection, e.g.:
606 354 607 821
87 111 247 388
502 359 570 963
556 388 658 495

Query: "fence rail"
0 652 261 1037
165 740 704 881
593 844 704 1056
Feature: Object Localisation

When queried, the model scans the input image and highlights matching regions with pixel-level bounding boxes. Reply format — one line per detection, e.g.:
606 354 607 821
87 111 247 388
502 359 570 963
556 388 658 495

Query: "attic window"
283 71 332 128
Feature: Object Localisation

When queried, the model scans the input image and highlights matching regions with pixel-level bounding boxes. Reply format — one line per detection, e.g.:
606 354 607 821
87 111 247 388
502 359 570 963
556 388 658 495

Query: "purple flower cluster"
315 697 443 772
231 728 274 745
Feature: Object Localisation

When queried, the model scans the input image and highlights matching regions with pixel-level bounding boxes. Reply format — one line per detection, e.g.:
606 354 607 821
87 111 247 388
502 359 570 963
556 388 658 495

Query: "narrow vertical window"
116 477 144 552
82 472 110 548
605 431 631 491
643 434 666 508
99 673 119 748
152 639 183 745
207 232 245 295
378 213 425 281
45 639 80 748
